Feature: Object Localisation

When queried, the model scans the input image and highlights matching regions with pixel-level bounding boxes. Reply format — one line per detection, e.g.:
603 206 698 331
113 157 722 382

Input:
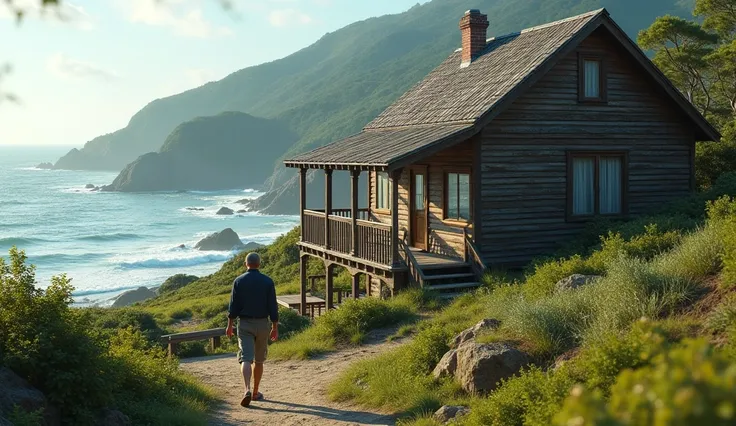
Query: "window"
578 53 606 102
376 172 391 211
568 152 626 218
445 172 471 221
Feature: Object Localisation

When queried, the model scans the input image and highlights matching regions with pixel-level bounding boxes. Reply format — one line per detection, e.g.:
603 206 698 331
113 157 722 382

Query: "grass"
327 203 732 422
268 289 435 360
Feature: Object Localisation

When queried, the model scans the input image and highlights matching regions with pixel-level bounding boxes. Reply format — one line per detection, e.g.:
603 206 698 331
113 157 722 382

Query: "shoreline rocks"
194 228 244 251
216 207 234 215
36 162 54 169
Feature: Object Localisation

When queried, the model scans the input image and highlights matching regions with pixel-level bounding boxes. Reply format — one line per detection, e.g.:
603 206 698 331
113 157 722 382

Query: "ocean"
0 145 299 306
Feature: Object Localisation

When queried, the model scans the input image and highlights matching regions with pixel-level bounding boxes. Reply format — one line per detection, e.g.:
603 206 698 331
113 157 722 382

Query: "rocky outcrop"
112 287 156 308
432 349 458 379
455 342 530 393
0 367 59 426
99 409 131 426
433 405 470 424
555 274 601 292
451 319 501 349
216 207 234 215
36 162 54 169
106 112 298 192
194 228 243 251
85 184 96 189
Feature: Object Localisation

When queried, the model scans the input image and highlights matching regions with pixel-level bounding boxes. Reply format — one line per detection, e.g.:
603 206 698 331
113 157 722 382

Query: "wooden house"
282 8 720 312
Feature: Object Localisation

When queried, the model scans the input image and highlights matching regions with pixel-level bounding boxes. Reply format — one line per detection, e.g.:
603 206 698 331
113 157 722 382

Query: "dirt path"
180 328 406 426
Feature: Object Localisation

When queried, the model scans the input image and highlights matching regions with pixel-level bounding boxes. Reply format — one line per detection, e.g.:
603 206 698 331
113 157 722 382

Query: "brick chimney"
459 9 489 66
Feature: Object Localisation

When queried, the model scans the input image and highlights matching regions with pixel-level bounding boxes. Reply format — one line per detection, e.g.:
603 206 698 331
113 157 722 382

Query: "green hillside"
106 112 297 192
53 0 694 183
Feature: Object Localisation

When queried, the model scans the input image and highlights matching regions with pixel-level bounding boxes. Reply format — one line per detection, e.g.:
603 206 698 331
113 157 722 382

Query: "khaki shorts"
237 317 270 364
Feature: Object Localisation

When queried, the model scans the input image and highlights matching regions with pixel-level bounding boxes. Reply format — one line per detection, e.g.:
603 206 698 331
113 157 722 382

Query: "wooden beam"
324 169 333 250
390 168 401 267
325 263 335 309
365 273 372 297
350 170 360 255
472 136 482 252
299 255 308 316
351 273 360 300
299 168 307 241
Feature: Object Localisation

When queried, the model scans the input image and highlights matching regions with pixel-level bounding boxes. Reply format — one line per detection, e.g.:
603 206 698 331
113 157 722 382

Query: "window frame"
566 151 628 222
578 52 608 103
374 171 391 214
443 167 473 224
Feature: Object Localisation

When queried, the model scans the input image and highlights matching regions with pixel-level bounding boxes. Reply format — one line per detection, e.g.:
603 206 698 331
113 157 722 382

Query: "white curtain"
459 173 471 220
584 60 600 98
377 172 390 210
573 157 594 215
599 157 622 214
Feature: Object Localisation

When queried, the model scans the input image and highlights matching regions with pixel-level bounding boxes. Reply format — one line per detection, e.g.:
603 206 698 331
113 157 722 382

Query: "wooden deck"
277 294 326 318
410 248 466 269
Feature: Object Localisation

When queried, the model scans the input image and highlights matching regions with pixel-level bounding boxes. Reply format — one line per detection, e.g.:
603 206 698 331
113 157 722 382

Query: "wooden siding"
479 28 695 266
369 140 475 258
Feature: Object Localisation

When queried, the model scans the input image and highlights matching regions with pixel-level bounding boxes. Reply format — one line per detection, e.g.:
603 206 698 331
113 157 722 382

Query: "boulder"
85 184 95 189
159 274 199 294
111 287 156 308
433 405 470 424
98 409 131 426
451 318 501 348
36 162 54 169
216 207 234 215
237 209 248 213
185 207 204 211
432 349 458 379
555 274 601 292
455 342 530 394
194 228 244 251
0 367 58 426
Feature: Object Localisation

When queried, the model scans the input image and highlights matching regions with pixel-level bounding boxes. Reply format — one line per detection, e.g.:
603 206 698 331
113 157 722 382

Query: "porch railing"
302 209 392 266
463 228 488 282
400 232 426 287
308 208 369 220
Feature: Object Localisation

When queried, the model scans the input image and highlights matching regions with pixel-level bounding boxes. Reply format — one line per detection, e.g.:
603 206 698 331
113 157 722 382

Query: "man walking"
226 252 279 408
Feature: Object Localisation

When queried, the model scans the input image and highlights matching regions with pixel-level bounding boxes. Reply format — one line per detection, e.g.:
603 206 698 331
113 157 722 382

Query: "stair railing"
463 227 488 283
400 230 427 288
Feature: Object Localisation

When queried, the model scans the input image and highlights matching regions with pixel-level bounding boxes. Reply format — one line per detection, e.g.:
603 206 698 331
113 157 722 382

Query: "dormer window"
578 53 607 102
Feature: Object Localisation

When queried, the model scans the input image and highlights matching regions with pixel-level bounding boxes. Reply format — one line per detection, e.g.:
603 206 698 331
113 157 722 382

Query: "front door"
411 168 428 250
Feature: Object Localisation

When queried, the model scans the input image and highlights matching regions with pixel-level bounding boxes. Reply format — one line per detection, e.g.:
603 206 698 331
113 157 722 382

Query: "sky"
0 0 426 146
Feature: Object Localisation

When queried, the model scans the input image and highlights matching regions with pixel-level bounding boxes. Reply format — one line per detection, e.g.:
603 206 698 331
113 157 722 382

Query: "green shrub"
554 338 736 426
8 406 43 426
706 294 736 334
158 274 199 294
523 255 599 300
83 307 164 343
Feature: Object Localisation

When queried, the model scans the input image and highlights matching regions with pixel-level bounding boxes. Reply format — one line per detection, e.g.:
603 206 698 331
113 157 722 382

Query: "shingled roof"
284 8 719 170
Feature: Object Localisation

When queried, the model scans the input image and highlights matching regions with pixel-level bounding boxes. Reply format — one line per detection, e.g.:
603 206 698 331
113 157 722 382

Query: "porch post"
299 255 307 316
324 169 333 250
299 168 307 241
350 169 360 256
325 262 335 309
365 274 372 297
390 168 402 267
351 273 360 300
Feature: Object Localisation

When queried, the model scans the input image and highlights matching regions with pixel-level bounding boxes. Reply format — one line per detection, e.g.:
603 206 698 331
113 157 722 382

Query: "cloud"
0 0 95 30
46 53 120 81
119 0 233 38
268 8 313 27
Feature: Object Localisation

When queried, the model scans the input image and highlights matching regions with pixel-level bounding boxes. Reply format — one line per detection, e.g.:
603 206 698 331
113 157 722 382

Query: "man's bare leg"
252 362 264 397
240 361 253 406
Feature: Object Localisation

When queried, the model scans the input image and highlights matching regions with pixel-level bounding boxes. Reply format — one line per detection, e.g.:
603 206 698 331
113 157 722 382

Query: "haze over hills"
57 0 694 209
106 112 297 192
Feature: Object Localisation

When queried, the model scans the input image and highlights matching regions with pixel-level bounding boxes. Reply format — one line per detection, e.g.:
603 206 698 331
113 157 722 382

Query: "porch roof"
283 124 476 170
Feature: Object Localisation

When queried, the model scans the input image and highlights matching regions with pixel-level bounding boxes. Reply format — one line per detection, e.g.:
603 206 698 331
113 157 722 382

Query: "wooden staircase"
401 244 483 297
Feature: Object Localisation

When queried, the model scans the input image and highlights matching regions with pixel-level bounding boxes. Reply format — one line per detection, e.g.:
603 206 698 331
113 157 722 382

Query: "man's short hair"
245 252 261 266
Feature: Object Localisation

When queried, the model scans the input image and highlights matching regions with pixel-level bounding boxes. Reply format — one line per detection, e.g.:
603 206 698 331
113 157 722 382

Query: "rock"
177 244 186 249
433 405 470 424
216 207 234 215
36 162 54 169
242 242 264 251
194 228 244 251
455 342 530 394
85 183 95 189
432 349 458 379
111 287 156 308
237 209 248 213
451 318 501 348
555 274 601 292
186 207 204 211
0 367 59 426
99 409 131 426
0 414 12 426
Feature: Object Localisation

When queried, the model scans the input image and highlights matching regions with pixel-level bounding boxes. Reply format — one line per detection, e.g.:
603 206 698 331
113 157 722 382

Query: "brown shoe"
240 391 252 408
